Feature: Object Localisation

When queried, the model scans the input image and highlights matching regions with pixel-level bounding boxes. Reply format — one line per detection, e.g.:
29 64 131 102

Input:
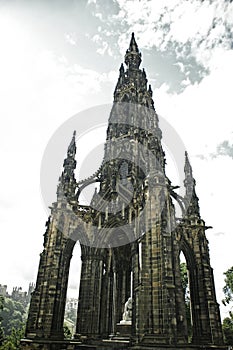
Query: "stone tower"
21 34 224 350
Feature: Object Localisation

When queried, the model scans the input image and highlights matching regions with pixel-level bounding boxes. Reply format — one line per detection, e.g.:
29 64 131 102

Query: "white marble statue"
120 297 132 325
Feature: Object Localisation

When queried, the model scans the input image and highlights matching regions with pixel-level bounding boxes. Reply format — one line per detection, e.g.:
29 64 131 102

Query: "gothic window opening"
63 242 81 338
180 251 193 343
22 33 224 350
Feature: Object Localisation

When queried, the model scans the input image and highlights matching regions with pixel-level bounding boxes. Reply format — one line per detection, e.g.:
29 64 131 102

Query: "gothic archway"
179 238 203 344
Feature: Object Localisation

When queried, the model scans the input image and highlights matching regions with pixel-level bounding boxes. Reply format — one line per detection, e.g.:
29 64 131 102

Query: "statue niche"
120 297 132 325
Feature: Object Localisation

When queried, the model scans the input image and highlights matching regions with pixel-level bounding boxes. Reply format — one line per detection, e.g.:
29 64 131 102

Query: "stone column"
25 215 75 340
135 180 180 345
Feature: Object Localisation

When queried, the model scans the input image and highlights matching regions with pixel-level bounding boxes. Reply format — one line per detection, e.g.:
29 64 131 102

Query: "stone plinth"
116 322 131 336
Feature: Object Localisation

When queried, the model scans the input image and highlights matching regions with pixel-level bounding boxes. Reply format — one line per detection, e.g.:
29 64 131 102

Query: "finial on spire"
183 152 200 217
120 63 124 72
68 130 76 156
184 151 193 178
114 63 125 100
129 32 139 53
125 32 142 69
148 84 153 96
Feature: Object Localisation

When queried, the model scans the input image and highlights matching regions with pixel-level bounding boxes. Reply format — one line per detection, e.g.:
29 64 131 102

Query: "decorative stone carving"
22 33 224 350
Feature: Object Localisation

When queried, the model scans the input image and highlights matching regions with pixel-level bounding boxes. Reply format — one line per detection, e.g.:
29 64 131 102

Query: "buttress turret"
184 151 200 217
114 63 125 99
57 131 77 202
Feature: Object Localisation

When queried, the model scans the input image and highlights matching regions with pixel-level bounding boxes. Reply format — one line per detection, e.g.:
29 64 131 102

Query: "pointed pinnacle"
129 32 139 53
68 130 76 156
183 152 200 217
148 84 153 96
119 63 124 74
58 132 77 200
125 32 142 69
184 151 192 177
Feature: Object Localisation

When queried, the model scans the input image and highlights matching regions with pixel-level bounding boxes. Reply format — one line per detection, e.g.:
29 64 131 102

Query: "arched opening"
179 241 201 345
63 241 81 338
96 227 134 337
179 251 192 343
112 242 132 324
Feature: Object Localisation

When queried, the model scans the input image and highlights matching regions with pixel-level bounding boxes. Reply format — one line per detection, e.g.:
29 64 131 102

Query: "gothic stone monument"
21 34 225 350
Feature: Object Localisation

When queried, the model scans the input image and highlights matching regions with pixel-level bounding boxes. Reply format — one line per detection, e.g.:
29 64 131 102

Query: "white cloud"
0 10 117 293
65 33 77 46
95 12 103 21
92 33 101 43
92 33 113 56
113 0 233 68
1 0 232 320
155 48 233 154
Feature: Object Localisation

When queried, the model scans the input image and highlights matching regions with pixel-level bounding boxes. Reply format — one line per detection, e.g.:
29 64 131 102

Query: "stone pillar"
178 220 224 346
25 215 75 340
135 178 185 346
192 227 223 345
131 242 139 340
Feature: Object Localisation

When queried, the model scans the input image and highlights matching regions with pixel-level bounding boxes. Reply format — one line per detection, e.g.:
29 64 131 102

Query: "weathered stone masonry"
21 33 224 350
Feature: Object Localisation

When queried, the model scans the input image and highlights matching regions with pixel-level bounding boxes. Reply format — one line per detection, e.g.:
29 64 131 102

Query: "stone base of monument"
116 322 131 337
20 337 229 349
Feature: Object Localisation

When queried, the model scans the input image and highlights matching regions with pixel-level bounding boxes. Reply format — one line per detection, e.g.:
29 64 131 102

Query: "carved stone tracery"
22 33 224 350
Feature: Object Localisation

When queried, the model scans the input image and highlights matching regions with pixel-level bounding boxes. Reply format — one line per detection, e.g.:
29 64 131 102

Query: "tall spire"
184 151 200 217
57 131 77 201
110 33 164 170
113 33 155 109
124 32 142 69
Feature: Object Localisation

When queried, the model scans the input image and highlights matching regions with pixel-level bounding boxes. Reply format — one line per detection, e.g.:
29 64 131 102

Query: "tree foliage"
0 296 4 346
0 295 28 349
223 266 233 308
0 298 26 336
222 266 233 345
222 317 233 345
180 262 189 302
0 324 25 350
63 324 72 339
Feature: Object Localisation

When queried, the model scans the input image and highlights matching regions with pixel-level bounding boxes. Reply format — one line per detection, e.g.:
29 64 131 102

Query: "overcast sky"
0 0 233 318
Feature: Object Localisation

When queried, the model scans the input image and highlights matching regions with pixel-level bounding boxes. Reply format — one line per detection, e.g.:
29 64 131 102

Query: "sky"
0 0 233 319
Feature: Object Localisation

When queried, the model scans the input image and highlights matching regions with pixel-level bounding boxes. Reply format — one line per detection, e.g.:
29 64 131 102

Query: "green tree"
180 262 192 341
0 296 4 346
180 262 189 302
63 324 72 339
222 317 233 345
223 266 233 309
222 266 233 345
0 324 25 350
0 298 26 336
0 328 3 347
